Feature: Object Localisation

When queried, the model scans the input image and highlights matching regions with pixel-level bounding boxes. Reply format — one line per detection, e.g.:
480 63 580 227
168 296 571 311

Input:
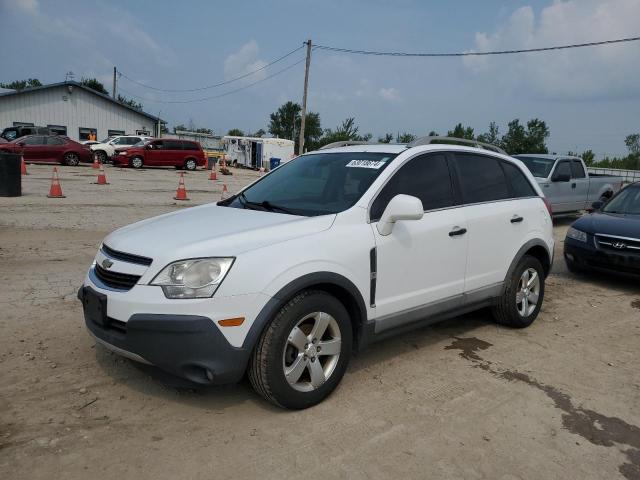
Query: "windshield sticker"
346 160 385 169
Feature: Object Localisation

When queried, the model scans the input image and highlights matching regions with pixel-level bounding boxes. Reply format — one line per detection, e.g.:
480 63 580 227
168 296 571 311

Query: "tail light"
542 197 553 218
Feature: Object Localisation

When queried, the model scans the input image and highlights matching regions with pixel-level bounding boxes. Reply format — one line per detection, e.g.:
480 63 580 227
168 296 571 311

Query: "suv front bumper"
78 285 266 385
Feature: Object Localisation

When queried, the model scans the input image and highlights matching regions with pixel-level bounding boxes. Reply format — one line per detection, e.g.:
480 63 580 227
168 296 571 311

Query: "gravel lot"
1 164 639 480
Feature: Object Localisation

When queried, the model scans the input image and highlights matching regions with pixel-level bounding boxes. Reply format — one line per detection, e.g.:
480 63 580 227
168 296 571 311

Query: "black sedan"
564 182 640 276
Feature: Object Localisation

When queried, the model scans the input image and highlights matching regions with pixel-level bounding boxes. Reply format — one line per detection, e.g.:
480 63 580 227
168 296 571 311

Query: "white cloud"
463 0 640 99
378 87 401 102
224 40 268 83
4 0 38 15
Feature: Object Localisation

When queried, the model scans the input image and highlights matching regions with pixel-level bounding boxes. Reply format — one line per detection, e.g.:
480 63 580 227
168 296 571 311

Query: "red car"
0 135 92 166
113 139 206 170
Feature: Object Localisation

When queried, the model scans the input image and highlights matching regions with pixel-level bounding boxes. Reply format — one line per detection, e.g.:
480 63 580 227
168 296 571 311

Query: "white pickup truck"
514 155 623 214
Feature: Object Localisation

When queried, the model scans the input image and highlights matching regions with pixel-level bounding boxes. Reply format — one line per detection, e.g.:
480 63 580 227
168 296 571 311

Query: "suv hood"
103 203 335 266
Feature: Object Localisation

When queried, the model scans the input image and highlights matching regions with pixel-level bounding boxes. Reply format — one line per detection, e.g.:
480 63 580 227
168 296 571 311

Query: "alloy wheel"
282 312 342 392
516 267 540 317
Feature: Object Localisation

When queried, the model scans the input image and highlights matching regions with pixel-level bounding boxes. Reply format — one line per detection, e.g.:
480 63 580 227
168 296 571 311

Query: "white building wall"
0 85 158 141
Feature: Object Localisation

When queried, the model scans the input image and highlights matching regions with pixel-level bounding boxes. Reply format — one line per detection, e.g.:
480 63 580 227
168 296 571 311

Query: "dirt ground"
1 164 639 480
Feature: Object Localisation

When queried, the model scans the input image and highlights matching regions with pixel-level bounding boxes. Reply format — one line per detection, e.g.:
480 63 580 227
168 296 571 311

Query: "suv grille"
595 234 640 254
94 264 141 291
102 244 152 266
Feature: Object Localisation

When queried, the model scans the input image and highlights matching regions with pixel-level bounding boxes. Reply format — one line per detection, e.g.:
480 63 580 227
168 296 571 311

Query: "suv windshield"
514 156 556 178
221 152 397 216
602 185 640 215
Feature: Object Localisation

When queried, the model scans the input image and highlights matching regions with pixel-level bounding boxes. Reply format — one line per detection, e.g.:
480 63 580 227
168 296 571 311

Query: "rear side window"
501 162 537 198
455 154 509 204
182 141 199 150
371 153 455 221
165 140 182 150
571 161 586 179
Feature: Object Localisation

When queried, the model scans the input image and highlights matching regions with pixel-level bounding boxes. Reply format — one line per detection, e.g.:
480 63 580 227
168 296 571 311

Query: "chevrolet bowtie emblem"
102 258 114 269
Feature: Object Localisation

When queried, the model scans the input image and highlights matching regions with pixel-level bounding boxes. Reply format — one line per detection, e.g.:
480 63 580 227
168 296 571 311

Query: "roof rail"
407 136 507 155
319 141 377 150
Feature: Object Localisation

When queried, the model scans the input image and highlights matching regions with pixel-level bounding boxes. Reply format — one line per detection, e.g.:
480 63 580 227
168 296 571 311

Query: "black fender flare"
501 239 552 294
241 272 368 351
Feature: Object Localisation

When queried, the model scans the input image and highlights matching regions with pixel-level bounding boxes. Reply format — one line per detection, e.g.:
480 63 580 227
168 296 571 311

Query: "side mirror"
552 172 571 182
376 194 424 236
17 142 25 147
146 144 153 150
590 200 603 211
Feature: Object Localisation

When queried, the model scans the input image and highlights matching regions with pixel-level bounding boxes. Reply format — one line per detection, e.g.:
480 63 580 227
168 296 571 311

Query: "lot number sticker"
346 160 385 169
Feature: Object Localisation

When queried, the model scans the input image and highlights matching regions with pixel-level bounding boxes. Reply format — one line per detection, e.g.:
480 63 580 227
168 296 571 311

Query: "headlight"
118 151 127 155
151 258 234 299
566 227 587 243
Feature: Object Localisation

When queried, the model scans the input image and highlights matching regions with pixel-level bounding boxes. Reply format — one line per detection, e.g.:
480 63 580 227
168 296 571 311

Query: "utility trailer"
222 136 295 171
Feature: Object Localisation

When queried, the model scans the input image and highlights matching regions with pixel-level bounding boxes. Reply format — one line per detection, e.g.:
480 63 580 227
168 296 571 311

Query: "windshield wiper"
238 193 296 215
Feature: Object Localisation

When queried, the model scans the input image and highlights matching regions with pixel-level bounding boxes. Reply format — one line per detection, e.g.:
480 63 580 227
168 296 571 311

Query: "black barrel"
0 152 22 197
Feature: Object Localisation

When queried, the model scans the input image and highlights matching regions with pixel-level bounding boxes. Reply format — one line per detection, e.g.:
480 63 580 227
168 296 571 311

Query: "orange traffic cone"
47 167 65 198
92 154 100 169
95 165 109 185
20 156 28 175
209 167 217 181
174 172 189 201
220 183 228 201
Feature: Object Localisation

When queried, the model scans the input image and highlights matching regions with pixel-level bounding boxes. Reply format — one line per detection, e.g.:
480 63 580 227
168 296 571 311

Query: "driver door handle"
510 215 524 223
449 227 467 237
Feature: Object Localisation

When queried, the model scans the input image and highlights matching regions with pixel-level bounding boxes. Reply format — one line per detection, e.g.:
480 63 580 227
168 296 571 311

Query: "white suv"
79 137 554 409
90 135 153 163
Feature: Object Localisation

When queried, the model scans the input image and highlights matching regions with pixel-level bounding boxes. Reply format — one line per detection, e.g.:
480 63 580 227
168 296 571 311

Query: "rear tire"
248 290 352 409
184 158 197 171
491 255 545 328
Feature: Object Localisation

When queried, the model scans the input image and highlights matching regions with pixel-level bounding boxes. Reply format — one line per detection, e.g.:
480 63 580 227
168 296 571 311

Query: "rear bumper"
564 237 640 276
78 286 252 385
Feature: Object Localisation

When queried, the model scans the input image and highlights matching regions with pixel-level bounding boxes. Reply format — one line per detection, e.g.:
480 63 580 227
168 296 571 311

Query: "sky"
1 0 639 157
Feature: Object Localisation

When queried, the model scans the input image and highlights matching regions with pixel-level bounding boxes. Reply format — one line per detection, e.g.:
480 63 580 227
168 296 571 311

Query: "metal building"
0 81 163 141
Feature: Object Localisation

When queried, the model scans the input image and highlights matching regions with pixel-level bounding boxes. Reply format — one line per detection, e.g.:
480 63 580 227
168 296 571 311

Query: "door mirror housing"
376 194 424 236
17 142 25 147
146 144 153 150
552 172 571 182
590 200 603 211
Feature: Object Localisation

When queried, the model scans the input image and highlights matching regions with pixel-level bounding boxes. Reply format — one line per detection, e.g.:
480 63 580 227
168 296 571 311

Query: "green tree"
428 131 439 137
500 118 549 155
227 128 245 136
447 123 475 140
195 127 213 134
378 133 394 143
268 101 322 153
252 128 266 138
173 124 187 133
625 133 640 156
80 77 108 95
581 150 596 166
477 122 500 145
397 132 416 143
0 78 42 90
117 94 143 111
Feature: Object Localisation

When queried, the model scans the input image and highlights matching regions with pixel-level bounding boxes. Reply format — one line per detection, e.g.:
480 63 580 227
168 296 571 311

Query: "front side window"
222 152 397 216
456 154 509 204
46 136 64 145
501 162 537 198
571 160 586 179
554 161 571 179
370 153 454 221
150 140 164 149
165 140 182 150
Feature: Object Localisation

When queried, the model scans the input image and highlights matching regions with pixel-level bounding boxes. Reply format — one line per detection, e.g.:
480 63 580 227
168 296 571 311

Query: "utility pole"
112 66 117 99
298 39 312 155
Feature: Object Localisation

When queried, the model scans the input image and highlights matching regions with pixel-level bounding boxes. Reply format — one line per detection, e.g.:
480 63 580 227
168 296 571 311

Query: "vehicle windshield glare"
515 156 556 178
221 152 397 216
602 185 640 215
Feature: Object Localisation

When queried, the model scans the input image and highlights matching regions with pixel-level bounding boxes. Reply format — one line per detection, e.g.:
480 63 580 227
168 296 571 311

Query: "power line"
117 57 306 104
314 36 640 57
118 45 304 92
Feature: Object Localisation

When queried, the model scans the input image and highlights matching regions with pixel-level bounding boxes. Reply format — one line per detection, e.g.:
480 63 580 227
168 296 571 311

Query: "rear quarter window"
501 162 537 198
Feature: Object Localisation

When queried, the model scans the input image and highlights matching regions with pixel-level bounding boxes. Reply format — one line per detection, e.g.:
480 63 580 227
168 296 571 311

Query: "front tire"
491 255 545 328
95 150 108 164
64 152 80 166
248 290 352 409
130 156 144 169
